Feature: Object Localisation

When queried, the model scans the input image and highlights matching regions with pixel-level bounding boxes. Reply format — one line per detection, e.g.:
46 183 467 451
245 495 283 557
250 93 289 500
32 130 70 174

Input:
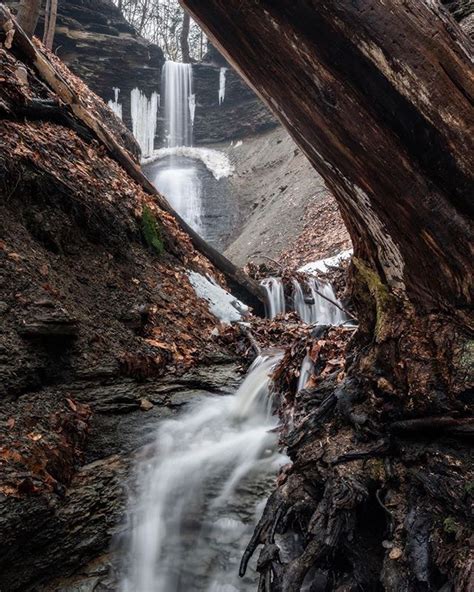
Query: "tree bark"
16 0 41 37
180 1 474 589
42 0 57 50
180 11 191 63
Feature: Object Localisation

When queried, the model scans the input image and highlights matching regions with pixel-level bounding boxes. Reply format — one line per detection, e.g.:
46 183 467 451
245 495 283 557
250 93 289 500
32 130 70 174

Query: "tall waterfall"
261 277 286 319
120 352 285 592
130 88 159 157
149 61 203 233
163 61 195 148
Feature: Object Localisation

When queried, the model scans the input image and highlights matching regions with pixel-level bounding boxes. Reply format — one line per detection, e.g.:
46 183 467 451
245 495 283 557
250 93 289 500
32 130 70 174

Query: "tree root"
242 369 473 590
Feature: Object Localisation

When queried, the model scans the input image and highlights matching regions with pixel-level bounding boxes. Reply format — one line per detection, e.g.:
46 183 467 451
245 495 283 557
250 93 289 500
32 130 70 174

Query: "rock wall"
193 46 277 144
4 0 276 149
5 0 164 135
219 127 351 268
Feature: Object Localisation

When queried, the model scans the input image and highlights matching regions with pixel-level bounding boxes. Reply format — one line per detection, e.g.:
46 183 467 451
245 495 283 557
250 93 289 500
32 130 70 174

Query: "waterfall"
119 352 285 592
148 61 204 234
218 67 227 105
260 276 347 325
297 354 314 392
108 87 123 120
130 88 159 157
292 277 347 325
163 61 195 148
261 277 286 319
292 278 310 324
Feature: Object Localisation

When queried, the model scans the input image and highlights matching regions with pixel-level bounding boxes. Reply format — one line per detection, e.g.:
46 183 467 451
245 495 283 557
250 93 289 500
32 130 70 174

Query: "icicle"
189 93 196 126
218 67 227 105
130 88 158 157
107 86 122 120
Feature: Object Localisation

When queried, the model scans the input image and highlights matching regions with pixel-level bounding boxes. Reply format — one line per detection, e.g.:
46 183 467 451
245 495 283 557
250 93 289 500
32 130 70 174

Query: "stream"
119 353 287 592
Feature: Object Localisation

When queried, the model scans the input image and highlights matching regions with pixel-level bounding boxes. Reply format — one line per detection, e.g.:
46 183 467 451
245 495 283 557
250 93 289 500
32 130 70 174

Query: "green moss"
353 258 396 340
464 481 474 496
443 517 459 535
141 206 164 256
459 340 474 382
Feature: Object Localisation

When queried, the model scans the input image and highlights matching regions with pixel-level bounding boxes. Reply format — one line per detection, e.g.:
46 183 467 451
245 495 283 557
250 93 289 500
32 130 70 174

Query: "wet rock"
18 306 79 338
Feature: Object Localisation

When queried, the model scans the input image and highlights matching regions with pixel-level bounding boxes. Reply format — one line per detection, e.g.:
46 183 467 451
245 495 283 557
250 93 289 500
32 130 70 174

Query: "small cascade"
119 352 285 592
130 88 159 157
297 354 314 392
162 61 194 148
218 67 227 105
292 278 310 323
307 277 347 325
260 276 347 325
108 87 123 120
292 277 347 325
261 277 286 319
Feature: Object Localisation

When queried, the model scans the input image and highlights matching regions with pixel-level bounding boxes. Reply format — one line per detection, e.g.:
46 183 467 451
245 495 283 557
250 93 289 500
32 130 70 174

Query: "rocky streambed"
1 361 244 592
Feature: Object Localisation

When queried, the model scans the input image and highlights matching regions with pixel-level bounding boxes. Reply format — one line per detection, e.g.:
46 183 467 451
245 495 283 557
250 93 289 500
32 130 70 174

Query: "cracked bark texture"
180 1 474 590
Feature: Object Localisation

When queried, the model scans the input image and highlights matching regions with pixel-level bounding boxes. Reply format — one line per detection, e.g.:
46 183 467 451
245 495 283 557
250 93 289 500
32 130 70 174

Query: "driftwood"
0 4 265 311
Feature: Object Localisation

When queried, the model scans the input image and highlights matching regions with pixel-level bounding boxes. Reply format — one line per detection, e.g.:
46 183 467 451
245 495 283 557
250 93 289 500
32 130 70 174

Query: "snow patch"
298 249 353 275
188 272 249 324
143 147 234 180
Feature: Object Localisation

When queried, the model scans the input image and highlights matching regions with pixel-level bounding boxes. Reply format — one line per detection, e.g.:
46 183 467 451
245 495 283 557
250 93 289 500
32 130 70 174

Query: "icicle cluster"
130 88 159 157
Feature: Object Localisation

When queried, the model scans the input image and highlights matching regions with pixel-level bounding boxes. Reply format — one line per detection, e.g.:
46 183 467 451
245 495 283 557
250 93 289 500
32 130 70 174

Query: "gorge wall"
4 0 276 148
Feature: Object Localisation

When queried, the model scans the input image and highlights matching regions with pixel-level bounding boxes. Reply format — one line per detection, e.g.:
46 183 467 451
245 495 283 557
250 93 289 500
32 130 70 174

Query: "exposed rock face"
0 29 243 590
5 0 165 135
220 127 351 267
442 0 474 37
4 0 276 148
193 59 277 144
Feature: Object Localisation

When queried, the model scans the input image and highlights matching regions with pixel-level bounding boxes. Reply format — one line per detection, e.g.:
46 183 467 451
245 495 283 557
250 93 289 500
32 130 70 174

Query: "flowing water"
261 277 286 319
261 276 346 325
147 61 206 235
150 155 203 234
163 61 195 148
120 352 286 592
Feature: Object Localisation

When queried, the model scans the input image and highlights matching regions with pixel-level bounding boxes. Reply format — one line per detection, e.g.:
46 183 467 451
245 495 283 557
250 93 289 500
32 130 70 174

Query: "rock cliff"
4 0 276 148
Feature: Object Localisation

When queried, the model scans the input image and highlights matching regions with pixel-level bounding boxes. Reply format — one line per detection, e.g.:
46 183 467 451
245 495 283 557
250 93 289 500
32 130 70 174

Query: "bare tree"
17 0 42 37
180 11 190 62
112 0 205 62
43 0 57 49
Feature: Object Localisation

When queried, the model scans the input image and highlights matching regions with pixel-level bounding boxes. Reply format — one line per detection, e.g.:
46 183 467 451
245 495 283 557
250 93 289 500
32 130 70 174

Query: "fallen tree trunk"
0 4 265 312
180 1 474 589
